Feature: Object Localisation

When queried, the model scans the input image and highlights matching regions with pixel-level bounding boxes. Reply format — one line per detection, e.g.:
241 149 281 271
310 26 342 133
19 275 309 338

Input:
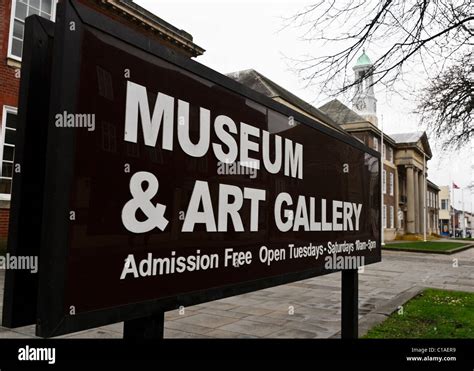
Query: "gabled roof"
227 69 346 134
318 99 366 125
390 131 432 158
319 100 397 146
390 132 425 144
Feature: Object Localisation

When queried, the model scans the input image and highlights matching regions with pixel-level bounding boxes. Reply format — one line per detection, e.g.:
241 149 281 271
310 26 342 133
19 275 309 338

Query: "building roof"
227 69 282 98
318 99 400 146
318 99 366 125
355 51 372 67
427 179 440 191
390 131 432 158
390 131 425 144
226 69 347 134
107 0 205 57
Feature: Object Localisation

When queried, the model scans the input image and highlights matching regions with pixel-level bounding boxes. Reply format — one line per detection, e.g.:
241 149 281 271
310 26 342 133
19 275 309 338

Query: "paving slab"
164 320 215 335
270 327 319 338
172 313 240 329
218 319 282 337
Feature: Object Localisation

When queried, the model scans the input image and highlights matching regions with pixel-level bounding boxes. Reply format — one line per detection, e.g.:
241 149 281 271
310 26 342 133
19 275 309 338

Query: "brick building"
0 0 204 237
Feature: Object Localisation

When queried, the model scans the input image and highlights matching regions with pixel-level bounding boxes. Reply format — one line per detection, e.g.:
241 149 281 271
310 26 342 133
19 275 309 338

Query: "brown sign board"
3 1 381 337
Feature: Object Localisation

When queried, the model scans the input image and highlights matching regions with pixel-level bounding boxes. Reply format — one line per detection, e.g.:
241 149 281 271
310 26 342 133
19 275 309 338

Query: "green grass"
384 241 468 251
364 289 474 338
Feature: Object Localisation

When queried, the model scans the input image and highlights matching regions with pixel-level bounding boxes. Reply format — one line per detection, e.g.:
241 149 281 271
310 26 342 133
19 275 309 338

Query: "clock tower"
352 51 378 126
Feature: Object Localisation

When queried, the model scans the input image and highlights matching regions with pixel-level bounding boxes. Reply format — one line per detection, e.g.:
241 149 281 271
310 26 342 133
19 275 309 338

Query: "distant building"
465 211 474 236
229 52 440 240
438 185 473 237
453 209 473 237
438 185 451 235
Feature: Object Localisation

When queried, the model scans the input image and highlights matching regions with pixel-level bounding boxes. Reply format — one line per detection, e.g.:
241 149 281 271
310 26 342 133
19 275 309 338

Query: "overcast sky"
136 0 473 211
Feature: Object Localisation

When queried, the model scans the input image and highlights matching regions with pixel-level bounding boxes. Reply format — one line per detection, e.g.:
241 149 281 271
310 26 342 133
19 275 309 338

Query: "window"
0 106 17 198
441 199 448 210
383 169 386 194
389 172 394 196
390 206 394 228
8 0 57 60
383 204 387 228
373 137 378 151
389 147 393 162
382 143 386 160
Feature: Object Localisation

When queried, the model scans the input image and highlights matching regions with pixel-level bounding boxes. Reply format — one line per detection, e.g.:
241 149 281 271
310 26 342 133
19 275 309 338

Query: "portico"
392 132 435 236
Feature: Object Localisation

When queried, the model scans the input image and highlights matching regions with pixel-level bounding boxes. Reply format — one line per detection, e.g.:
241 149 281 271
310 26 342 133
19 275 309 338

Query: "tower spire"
352 51 378 126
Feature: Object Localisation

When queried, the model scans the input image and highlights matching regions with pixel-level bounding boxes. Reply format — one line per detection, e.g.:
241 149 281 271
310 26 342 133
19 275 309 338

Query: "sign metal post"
341 270 358 339
123 312 165 340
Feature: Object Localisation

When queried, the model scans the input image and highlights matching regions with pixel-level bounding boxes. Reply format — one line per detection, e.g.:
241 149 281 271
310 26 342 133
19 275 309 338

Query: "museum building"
228 53 440 240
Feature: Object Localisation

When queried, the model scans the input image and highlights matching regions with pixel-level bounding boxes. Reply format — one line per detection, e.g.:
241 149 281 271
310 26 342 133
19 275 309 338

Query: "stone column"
435 194 439 234
414 169 419 233
418 171 424 236
436 211 440 234
406 166 415 233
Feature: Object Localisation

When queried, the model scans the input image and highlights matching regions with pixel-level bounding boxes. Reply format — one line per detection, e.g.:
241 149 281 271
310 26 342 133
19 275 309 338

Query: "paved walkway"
1 248 473 339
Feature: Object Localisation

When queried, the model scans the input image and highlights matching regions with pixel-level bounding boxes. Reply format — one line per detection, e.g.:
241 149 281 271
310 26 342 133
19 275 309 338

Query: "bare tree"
417 51 473 148
286 0 473 146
